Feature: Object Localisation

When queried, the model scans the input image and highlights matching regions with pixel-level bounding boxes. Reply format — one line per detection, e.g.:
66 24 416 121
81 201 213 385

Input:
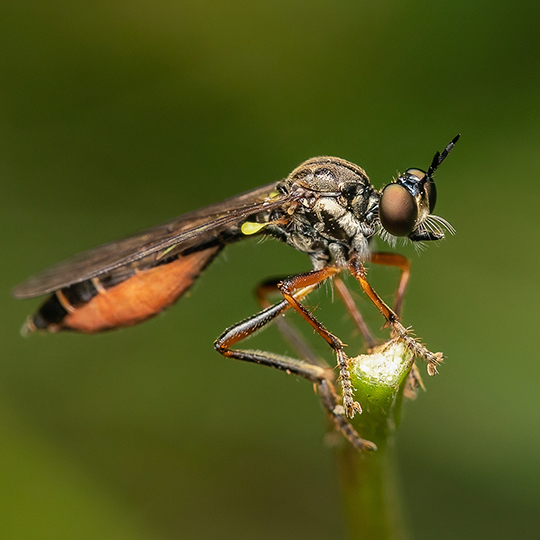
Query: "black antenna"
427 134 460 179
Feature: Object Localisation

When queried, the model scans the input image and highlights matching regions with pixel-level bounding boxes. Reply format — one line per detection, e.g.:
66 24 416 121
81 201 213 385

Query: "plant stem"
336 341 415 540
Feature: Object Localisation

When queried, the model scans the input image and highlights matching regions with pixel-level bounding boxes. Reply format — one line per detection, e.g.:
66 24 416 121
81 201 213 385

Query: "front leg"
349 256 443 376
369 251 410 318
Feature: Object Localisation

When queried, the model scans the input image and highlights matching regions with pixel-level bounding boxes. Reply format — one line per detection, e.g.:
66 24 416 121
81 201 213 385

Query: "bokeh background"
1 1 539 539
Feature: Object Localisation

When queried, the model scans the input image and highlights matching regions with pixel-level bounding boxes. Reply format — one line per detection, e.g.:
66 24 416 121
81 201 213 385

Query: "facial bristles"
377 214 455 250
423 214 456 236
376 224 399 247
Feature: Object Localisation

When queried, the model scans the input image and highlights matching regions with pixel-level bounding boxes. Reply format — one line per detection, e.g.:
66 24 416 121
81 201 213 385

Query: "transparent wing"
13 182 288 298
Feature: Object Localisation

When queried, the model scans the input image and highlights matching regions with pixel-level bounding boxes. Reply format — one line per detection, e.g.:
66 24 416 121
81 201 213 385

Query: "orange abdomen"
31 246 221 334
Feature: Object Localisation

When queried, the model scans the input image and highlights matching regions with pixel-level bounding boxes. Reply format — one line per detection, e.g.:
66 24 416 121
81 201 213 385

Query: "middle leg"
214 279 374 449
216 266 362 417
277 267 362 417
254 276 376 449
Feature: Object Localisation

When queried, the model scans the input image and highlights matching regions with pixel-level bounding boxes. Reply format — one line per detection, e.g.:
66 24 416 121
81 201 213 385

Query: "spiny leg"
368 252 424 390
217 266 361 417
277 267 362 417
214 293 374 450
332 252 410 349
318 379 376 451
255 277 375 449
349 256 443 376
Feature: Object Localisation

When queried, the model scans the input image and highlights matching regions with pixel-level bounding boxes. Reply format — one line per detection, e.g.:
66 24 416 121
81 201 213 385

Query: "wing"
13 182 289 298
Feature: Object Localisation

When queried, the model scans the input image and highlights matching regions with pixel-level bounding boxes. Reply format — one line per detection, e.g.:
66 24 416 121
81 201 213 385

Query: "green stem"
337 341 415 540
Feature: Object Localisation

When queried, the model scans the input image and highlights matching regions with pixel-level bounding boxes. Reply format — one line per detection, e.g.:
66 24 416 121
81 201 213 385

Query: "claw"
345 400 362 418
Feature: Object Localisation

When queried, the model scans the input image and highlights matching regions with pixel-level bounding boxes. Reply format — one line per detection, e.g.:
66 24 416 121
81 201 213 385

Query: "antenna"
427 134 461 179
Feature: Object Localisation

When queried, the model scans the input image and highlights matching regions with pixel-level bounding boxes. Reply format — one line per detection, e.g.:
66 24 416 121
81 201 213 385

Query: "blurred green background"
1 1 539 539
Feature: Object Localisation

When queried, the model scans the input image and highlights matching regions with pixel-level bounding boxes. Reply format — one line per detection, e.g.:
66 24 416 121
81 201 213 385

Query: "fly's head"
378 135 459 247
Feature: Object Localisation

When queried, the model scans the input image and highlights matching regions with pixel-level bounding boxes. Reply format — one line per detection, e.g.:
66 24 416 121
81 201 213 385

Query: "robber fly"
13 135 459 451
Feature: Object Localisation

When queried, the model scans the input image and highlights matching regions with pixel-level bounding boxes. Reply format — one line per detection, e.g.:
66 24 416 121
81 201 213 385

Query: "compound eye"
425 180 437 213
379 184 418 236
